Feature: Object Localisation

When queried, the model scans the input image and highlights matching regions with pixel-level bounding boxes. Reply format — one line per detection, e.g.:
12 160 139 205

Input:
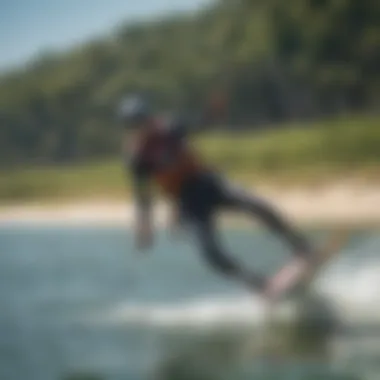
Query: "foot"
294 247 319 267
287 233 317 264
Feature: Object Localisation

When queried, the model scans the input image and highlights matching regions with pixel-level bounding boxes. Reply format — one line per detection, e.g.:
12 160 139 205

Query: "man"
119 95 314 294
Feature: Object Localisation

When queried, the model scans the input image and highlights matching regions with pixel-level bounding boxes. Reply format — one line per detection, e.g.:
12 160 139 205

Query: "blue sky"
0 0 209 71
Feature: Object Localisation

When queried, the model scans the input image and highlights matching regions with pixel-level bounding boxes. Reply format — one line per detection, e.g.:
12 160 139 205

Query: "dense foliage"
0 0 379 165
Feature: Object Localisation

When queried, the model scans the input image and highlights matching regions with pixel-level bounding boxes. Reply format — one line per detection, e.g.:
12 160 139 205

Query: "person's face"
122 118 151 138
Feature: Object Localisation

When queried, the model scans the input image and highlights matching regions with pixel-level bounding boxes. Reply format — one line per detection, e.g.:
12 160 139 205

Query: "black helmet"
117 95 151 124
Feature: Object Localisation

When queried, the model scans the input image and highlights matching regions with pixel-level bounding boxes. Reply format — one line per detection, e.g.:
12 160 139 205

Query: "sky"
0 0 209 71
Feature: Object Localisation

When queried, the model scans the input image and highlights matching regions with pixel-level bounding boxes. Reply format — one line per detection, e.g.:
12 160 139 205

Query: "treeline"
0 0 379 165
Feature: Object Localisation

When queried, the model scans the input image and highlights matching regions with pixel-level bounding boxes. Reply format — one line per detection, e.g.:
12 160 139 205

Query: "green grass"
0 115 379 203
196 115 380 183
0 160 127 203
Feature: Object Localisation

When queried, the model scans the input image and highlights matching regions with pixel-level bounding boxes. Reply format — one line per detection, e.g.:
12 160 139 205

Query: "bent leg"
192 217 265 290
220 183 314 258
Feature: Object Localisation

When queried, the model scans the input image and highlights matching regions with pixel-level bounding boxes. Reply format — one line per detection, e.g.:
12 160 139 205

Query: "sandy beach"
0 182 379 227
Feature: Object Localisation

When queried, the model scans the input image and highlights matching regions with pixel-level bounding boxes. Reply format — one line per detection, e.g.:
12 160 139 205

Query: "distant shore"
0 182 379 228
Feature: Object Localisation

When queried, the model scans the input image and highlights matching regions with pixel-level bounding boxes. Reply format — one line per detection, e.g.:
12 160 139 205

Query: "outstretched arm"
168 91 229 137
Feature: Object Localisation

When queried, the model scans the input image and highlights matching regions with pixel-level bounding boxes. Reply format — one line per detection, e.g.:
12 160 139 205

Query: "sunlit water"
0 224 379 380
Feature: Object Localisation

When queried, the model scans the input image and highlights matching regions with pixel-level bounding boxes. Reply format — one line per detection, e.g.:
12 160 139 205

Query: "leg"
220 182 314 259
191 217 266 290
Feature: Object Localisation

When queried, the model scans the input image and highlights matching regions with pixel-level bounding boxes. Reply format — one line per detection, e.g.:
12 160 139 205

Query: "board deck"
263 230 350 301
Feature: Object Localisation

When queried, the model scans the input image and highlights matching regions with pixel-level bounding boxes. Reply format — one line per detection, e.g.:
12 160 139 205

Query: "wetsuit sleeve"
165 112 206 142
167 103 221 138
128 155 152 224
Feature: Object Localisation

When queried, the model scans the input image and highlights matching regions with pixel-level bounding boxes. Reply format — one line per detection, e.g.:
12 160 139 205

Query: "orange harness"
154 150 202 198
132 123 205 199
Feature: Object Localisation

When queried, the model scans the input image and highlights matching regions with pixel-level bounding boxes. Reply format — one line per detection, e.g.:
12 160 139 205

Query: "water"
0 224 379 380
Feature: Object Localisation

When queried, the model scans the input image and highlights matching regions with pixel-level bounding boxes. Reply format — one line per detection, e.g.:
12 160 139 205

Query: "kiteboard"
262 230 350 302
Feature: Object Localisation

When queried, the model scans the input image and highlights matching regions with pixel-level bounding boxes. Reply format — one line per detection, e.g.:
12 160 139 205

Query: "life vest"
154 149 202 197
134 121 204 198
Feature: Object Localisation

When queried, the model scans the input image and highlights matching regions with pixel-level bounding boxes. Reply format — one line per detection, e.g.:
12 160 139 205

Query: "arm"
130 157 154 251
168 111 214 138
168 200 186 239
176 91 229 135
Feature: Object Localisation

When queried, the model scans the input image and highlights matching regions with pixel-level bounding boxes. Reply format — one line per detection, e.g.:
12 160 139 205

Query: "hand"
207 90 229 121
169 218 185 241
135 222 154 252
168 207 185 241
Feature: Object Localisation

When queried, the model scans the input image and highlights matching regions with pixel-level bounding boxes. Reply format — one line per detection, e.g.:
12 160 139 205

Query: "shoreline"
0 183 380 228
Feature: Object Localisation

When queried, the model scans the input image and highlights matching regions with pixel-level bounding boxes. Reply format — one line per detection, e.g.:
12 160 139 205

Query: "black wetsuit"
127 117 312 288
